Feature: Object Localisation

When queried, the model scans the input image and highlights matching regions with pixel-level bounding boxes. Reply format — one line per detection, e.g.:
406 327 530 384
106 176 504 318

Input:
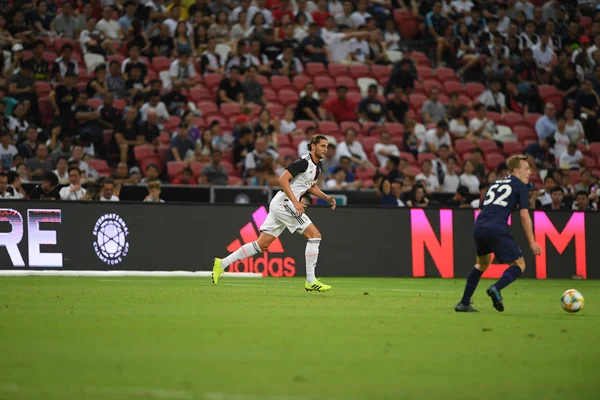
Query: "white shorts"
260 201 313 237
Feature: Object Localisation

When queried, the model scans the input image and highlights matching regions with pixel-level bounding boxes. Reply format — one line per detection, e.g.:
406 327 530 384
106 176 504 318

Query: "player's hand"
293 201 305 217
530 242 542 256
327 195 336 210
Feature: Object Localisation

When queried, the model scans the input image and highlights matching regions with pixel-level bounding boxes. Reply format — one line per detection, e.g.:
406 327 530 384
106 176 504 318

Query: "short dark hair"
43 171 59 187
229 66 241 73
0 171 7 180
550 186 563 195
61 43 73 52
544 175 556 183
102 177 115 187
576 190 588 198
146 163 159 172
68 166 81 175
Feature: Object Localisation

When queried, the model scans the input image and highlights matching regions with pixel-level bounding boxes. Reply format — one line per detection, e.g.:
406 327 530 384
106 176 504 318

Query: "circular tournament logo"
93 213 130 265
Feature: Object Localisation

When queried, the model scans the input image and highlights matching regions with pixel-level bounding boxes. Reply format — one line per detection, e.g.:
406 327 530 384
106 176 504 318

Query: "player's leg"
486 233 525 312
301 223 331 292
212 211 285 284
456 254 492 312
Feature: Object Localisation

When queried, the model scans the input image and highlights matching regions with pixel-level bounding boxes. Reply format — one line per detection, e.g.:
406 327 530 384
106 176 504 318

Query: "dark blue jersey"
475 175 529 230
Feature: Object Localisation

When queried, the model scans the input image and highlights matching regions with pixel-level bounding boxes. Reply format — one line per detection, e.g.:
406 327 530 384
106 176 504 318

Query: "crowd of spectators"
0 0 599 210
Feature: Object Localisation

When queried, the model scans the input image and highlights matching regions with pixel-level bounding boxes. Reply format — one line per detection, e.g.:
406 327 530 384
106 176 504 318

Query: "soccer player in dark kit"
456 155 542 312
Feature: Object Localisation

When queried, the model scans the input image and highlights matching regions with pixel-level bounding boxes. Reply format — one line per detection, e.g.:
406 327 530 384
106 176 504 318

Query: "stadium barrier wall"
0 202 595 279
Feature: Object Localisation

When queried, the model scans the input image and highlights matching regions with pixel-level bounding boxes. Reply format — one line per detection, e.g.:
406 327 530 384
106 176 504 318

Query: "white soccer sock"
305 238 321 284
222 241 261 270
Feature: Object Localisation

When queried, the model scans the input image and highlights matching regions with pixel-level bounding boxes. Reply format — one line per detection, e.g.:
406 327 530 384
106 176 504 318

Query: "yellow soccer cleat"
212 258 224 285
305 279 332 292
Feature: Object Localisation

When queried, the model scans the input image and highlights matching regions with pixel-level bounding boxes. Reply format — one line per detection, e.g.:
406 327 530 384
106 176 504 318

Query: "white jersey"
271 154 322 206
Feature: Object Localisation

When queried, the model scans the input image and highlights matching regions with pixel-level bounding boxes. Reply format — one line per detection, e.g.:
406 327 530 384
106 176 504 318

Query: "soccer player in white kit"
212 135 337 291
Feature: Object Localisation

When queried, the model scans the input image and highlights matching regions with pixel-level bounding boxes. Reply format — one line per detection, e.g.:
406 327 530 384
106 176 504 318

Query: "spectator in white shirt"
96 6 123 41
553 116 570 161
350 0 371 29
0 131 17 171
374 131 400 168
470 182 489 208
383 18 401 51
442 156 460 193
460 160 480 194
140 91 170 125
0 172 11 199
326 167 363 190
53 156 69 185
469 104 497 140
532 34 554 70
559 143 584 170
416 159 440 194
477 79 506 114
100 178 120 201
168 52 196 89
59 167 87 200
418 121 453 154
336 128 369 165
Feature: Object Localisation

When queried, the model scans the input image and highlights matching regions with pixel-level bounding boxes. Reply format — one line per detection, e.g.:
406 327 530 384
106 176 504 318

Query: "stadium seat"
318 121 339 134
87 98 102 109
88 159 112 176
189 86 212 102
54 37 76 52
584 156 596 169
34 81 52 97
167 161 187 179
197 101 220 116
568 170 582 184
165 116 181 131
159 131 170 145
361 137 379 154
545 94 564 112
384 123 404 136
525 113 542 128
417 153 436 164
513 126 537 142
328 63 350 78
416 67 435 81
103 130 113 146
220 103 241 117
314 75 336 90
502 112 525 128
296 120 316 131
438 94 450 105
465 82 485 99
423 79 443 93
266 103 285 118
397 16 420 39
189 162 207 177
278 89 299 106
443 81 466 95
335 76 359 89
400 152 416 164
435 67 459 83
340 121 361 133
133 145 156 162
589 143 600 155
305 62 327 77
457 94 472 106
38 97 54 125
271 75 294 91
42 51 57 64
151 56 172 72
292 75 312 91
393 9 412 23
477 139 501 154
346 92 362 104
503 141 524 156
349 64 371 79
203 73 223 90
486 111 502 124
371 65 391 80
455 139 476 155
107 54 125 64
278 147 298 159
538 85 559 100
264 87 278 102
139 156 161 175
485 153 505 170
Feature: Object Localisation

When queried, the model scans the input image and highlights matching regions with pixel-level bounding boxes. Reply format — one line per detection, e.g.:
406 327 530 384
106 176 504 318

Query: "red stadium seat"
423 79 443 93
34 81 52 97
443 81 466 95
397 16 420 39
54 38 76 52
465 82 485 99
393 9 411 23
266 103 285 118
502 112 525 128
349 64 371 79
293 75 312 91
88 159 112 176
371 65 391 80
305 62 327 77
189 86 212 102
220 103 241 117
416 67 435 81
296 120 316 131
271 75 294 91
384 123 404 136
314 75 336 90
513 126 537 142
545 94 564 113
165 116 181 131
525 113 542 128
278 147 298 159
360 136 379 154
589 142 600 155
151 57 172 72
538 84 559 100
167 161 187 179
477 139 501 154
328 63 350 78
335 76 359 89
318 121 339 134
139 156 161 174
264 87 278 102
408 93 428 110
568 170 582 184
486 111 502 125
38 97 54 125
417 152 436 164
189 162 207 177
340 121 361 133
455 139 476 155
42 51 57 64
87 99 102 109
584 156 597 169
159 131 170 145
107 54 125 64
485 153 505 170
457 94 472 106
435 67 459 82
203 73 223 89
503 141 524 156
399 152 416 165
278 89 299 106
197 101 220 116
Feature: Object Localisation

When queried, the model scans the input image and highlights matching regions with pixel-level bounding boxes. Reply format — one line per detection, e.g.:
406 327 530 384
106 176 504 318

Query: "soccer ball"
561 289 584 313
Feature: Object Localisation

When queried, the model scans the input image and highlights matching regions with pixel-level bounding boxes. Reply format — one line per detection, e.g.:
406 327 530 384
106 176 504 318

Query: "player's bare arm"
307 185 336 210
520 208 542 256
278 170 304 216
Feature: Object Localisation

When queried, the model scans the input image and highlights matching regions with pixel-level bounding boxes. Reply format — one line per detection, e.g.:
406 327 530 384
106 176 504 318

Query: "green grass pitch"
0 277 599 400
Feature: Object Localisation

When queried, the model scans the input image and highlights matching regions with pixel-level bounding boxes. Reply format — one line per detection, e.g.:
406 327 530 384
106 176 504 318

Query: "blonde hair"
506 155 528 173
148 180 161 191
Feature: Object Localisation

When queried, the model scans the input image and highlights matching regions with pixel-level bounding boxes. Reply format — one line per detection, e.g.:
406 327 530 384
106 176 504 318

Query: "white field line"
0 271 261 278
220 282 455 293
0 383 357 400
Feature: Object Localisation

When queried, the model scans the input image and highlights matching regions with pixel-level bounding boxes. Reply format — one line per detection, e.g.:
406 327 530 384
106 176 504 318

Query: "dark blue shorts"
473 226 522 263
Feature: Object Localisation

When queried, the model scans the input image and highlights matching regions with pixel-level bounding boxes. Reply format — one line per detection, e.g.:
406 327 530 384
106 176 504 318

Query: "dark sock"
460 267 483 305
493 265 522 291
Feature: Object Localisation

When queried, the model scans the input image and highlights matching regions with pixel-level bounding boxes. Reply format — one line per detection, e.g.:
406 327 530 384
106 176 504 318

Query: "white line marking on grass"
220 283 454 293
0 383 357 400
